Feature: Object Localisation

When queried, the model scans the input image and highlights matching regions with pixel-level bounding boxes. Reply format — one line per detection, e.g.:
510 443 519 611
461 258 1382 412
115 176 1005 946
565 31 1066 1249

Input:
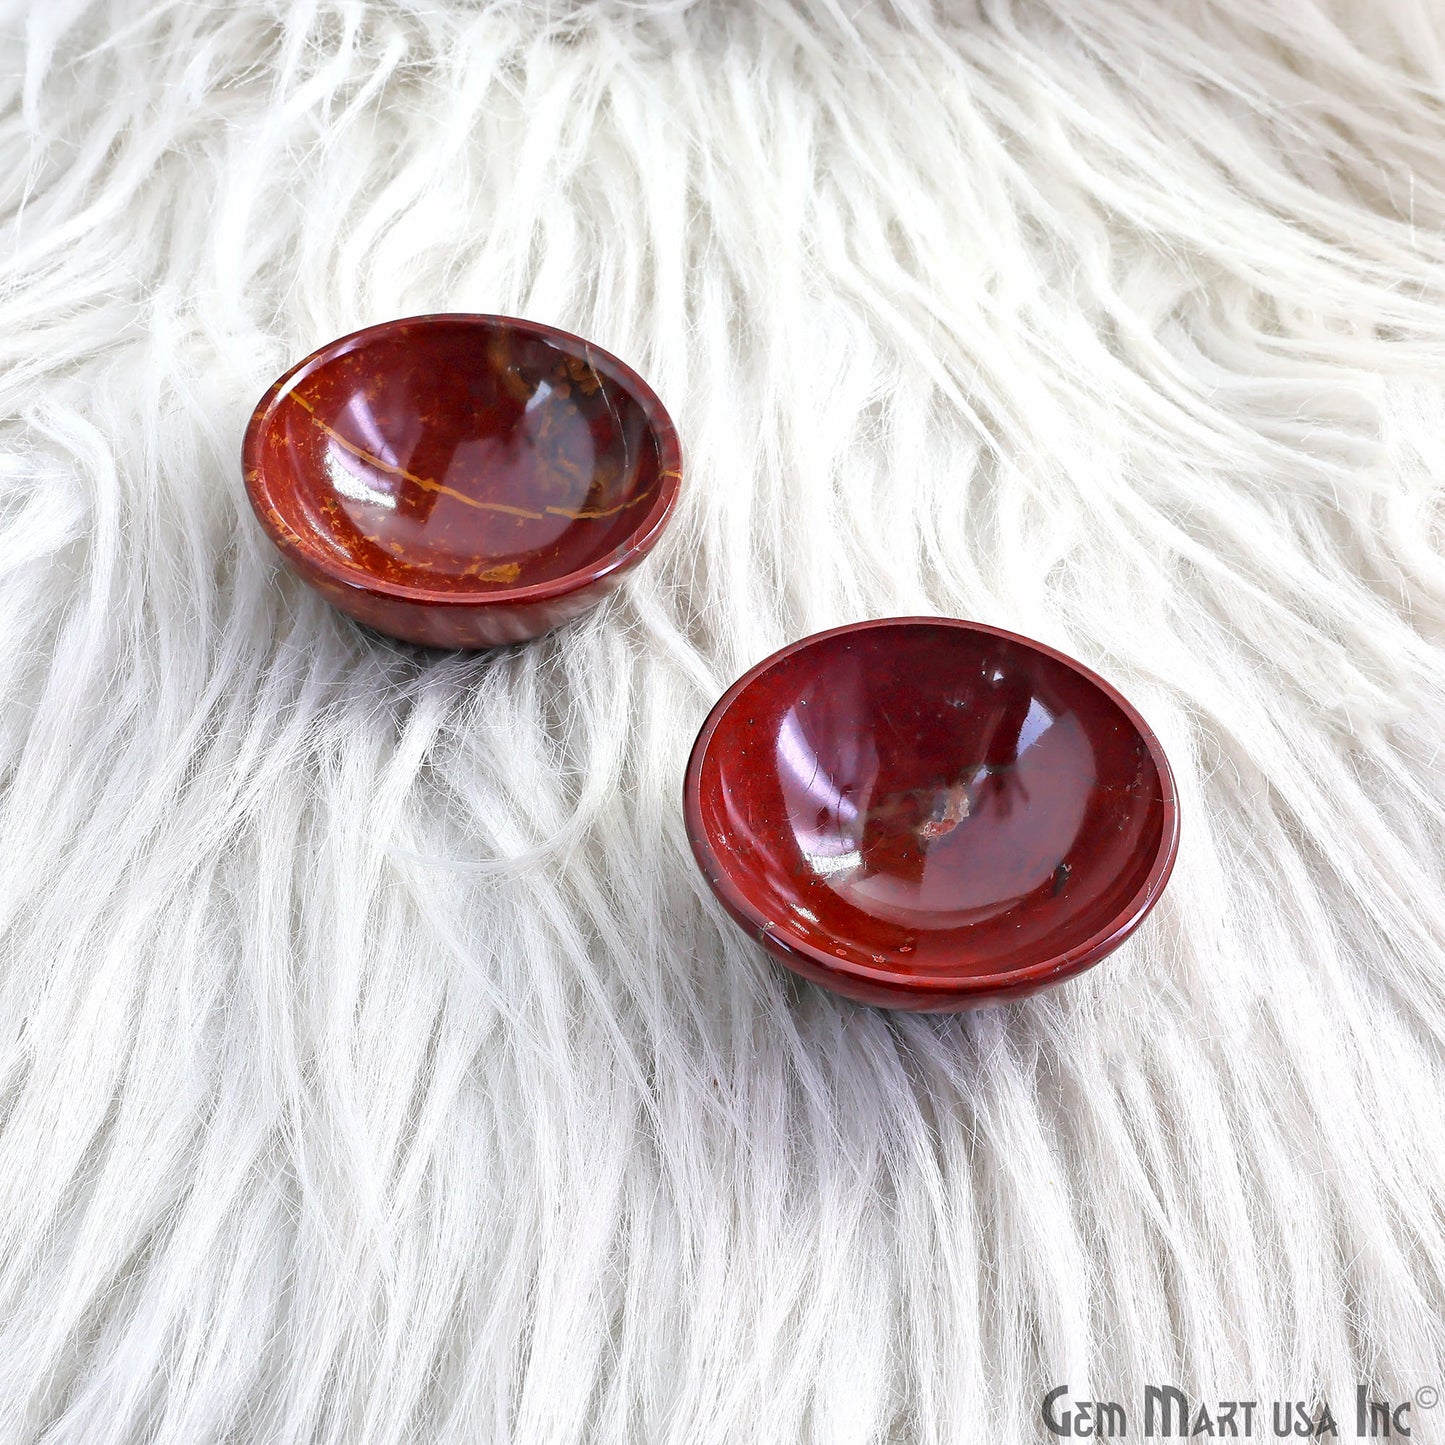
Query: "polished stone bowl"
684 618 1179 1010
243 314 682 647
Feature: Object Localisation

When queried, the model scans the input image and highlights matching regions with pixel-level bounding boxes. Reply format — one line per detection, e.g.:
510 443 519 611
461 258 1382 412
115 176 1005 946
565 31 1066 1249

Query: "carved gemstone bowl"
243 315 682 647
684 618 1179 1011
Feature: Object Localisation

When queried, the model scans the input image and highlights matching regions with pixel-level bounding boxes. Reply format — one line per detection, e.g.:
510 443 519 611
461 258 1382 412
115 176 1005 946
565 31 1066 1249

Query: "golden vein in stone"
286 389 670 523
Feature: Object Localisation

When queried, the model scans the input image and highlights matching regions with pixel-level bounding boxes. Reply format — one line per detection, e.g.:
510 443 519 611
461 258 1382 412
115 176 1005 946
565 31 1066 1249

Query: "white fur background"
1 0 1443 1440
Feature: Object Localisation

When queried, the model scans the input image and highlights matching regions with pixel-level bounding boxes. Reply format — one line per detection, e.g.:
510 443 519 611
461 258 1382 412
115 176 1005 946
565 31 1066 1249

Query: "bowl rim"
241 312 683 609
683 616 1181 999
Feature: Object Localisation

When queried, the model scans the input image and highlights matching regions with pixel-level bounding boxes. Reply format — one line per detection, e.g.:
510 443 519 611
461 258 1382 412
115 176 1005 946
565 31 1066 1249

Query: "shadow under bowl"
243 314 682 648
684 618 1179 1011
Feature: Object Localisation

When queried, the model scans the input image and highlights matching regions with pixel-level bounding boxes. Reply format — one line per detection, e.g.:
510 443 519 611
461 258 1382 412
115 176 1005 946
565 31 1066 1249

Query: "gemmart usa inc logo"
1040 1384 1436 1437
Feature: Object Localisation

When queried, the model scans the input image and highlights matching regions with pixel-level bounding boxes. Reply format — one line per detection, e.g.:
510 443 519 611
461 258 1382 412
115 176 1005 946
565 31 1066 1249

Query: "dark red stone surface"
243 315 682 647
684 619 1179 1011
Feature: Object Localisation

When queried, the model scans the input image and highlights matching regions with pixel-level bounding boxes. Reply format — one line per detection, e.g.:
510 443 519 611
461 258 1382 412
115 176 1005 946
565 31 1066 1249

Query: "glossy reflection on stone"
684 619 1179 1011
243 314 682 648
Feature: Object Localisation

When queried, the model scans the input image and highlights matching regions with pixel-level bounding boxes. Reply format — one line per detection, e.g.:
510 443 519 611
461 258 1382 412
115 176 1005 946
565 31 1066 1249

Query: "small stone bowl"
243 314 682 648
684 618 1179 1011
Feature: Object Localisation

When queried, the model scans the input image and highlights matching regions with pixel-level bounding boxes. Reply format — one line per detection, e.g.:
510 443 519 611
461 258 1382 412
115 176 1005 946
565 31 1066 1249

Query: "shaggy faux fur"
1 0 1443 1440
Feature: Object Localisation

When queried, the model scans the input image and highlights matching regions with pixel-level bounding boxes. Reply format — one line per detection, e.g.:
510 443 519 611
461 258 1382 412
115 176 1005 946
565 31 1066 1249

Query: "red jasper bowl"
684 618 1179 1011
243 314 682 647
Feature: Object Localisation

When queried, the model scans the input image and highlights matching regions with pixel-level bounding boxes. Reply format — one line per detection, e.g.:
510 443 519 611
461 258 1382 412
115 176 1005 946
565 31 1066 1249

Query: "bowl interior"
690 622 1172 983
249 317 676 595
